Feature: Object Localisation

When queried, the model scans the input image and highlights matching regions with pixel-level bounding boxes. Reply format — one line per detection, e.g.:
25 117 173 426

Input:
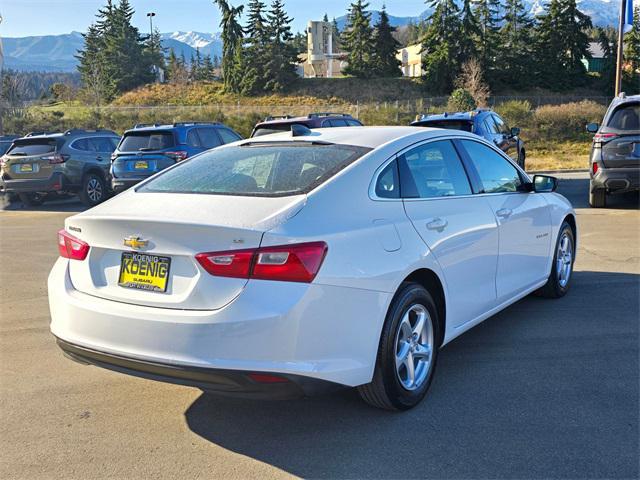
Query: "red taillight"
593 133 618 143
57 229 90 260
248 373 290 384
196 242 328 283
165 151 189 161
44 154 68 164
592 162 599 175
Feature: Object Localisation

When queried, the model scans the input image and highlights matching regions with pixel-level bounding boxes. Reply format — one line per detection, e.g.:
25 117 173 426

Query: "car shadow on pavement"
0 195 86 213
556 176 639 210
184 270 639 479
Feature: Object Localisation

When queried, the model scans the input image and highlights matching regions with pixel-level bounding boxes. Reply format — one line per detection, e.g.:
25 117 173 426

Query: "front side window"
91 137 118 152
138 143 370 197
461 140 522 193
398 140 472 198
492 115 510 135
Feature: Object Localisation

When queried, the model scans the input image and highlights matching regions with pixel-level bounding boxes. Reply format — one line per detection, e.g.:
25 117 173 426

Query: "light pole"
146 12 156 38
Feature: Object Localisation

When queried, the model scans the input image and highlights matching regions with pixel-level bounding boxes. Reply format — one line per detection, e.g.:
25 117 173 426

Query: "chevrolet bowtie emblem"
123 236 149 249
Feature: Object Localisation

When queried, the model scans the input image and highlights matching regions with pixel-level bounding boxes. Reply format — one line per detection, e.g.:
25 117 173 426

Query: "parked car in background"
50 126 576 410
586 93 639 208
251 113 363 137
0 129 120 206
411 109 526 169
0 135 21 156
110 122 242 192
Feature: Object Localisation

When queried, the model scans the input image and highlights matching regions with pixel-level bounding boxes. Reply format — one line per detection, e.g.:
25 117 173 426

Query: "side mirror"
533 174 558 193
586 123 599 133
510 127 520 137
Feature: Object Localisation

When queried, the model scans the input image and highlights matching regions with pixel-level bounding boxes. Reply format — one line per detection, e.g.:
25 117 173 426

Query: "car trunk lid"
1 137 63 180
600 133 640 168
65 191 306 310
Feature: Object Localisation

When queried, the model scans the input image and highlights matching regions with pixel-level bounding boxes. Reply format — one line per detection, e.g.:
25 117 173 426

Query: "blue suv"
110 122 242 192
411 109 526 169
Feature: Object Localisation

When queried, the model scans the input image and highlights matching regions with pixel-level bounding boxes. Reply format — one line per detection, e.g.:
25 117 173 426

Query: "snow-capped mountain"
160 31 221 50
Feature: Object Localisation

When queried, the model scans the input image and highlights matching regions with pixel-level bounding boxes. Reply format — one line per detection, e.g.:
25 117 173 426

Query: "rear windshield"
606 103 639 131
138 143 371 197
0 143 13 156
252 124 300 138
120 132 175 151
416 120 473 132
6 139 60 156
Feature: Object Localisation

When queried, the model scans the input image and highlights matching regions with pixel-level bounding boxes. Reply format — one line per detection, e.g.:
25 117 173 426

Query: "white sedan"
49 126 576 410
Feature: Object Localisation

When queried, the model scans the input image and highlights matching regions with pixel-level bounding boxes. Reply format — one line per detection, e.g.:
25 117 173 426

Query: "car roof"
19 129 118 140
126 122 223 133
237 125 477 150
412 109 491 125
256 113 356 126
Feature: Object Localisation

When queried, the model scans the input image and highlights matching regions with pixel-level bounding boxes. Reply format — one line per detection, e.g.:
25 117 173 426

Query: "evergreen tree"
498 0 534 87
421 0 461 93
473 0 501 84
76 24 115 104
264 0 298 91
624 7 640 74
342 0 374 78
332 17 341 52
241 0 269 94
202 54 215 80
459 0 481 65
166 48 179 81
559 0 592 85
371 6 401 77
194 47 203 81
213 0 245 91
597 28 617 94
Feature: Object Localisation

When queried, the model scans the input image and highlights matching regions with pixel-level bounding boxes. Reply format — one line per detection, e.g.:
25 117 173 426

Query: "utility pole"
147 12 156 38
0 12 4 134
615 0 626 96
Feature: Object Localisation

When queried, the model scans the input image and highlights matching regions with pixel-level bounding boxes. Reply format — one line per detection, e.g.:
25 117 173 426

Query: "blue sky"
0 0 429 37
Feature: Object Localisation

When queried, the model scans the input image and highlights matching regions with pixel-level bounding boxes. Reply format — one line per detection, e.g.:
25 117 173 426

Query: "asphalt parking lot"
0 172 638 479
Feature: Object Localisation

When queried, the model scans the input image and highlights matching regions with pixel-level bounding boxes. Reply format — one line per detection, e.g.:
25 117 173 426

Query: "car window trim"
369 135 530 202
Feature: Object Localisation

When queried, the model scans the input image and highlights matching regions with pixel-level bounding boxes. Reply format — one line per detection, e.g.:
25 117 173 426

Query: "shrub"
446 88 476 112
532 100 606 142
494 100 534 128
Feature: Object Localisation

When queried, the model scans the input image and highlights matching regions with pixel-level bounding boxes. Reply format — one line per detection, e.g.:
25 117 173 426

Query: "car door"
458 139 552 302
89 137 117 176
399 139 500 327
66 138 96 184
195 127 223 151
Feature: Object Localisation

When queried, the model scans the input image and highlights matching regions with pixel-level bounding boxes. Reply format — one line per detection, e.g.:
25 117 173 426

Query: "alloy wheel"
394 304 434 391
556 231 573 288
86 177 103 203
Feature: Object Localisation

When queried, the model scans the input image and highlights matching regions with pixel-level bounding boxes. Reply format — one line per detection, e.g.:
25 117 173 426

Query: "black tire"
18 192 45 207
589 183 606 208
518 149 526 170
79 173 106 207
536 220 575 298
358 282 440 411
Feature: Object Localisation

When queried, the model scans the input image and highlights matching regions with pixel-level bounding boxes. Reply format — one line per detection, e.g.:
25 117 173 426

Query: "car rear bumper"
48 257 388 390
111 176 147 192
56 337 341 399
0 172 70 193
591 166 640 193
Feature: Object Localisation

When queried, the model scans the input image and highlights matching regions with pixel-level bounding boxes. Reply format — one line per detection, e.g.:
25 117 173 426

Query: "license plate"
134 160 148 170
20 164 33 172
118 252 171 292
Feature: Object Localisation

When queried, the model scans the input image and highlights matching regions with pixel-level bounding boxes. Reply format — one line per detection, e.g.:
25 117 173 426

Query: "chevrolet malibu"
49 126 577 410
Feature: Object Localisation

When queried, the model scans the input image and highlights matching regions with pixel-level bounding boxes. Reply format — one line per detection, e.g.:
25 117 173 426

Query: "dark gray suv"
0 129 120 206
586 93 639 208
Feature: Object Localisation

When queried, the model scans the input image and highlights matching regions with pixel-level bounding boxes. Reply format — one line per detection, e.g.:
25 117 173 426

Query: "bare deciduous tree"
454 58 491 108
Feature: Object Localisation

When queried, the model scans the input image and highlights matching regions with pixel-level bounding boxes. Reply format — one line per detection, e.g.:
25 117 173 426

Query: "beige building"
397 43 424 77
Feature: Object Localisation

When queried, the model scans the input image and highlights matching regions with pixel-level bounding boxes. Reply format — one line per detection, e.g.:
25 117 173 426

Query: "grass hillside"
113 78 428 106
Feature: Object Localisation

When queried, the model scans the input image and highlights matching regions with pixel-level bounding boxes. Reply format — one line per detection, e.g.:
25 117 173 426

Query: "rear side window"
186 130 202 148
197 128 222 148
218 128 242 144
138 143 371 197
399 140 472 198
461 140 522 193
607 104 639 131
91 137 118 152
7 140 59 156
120 132 174 151
70 138 91 151
375 161 400 199
327 119 348 127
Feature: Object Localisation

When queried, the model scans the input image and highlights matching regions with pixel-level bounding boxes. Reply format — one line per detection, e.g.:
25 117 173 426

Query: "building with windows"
396 43 423 77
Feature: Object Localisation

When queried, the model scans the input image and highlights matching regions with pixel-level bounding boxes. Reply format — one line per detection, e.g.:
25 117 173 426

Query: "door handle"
426 218 448 232
96 156 104 161
496 208 512 218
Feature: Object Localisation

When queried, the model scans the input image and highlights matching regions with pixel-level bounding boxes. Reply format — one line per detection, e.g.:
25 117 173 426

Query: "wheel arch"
82 165 108 181
563 213 578 251
401 268 446 348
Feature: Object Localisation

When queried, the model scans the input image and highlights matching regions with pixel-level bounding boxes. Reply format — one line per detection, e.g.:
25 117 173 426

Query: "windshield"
138 143 371 197
416 120 473 132
119 132 175 151
6 139 59 156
